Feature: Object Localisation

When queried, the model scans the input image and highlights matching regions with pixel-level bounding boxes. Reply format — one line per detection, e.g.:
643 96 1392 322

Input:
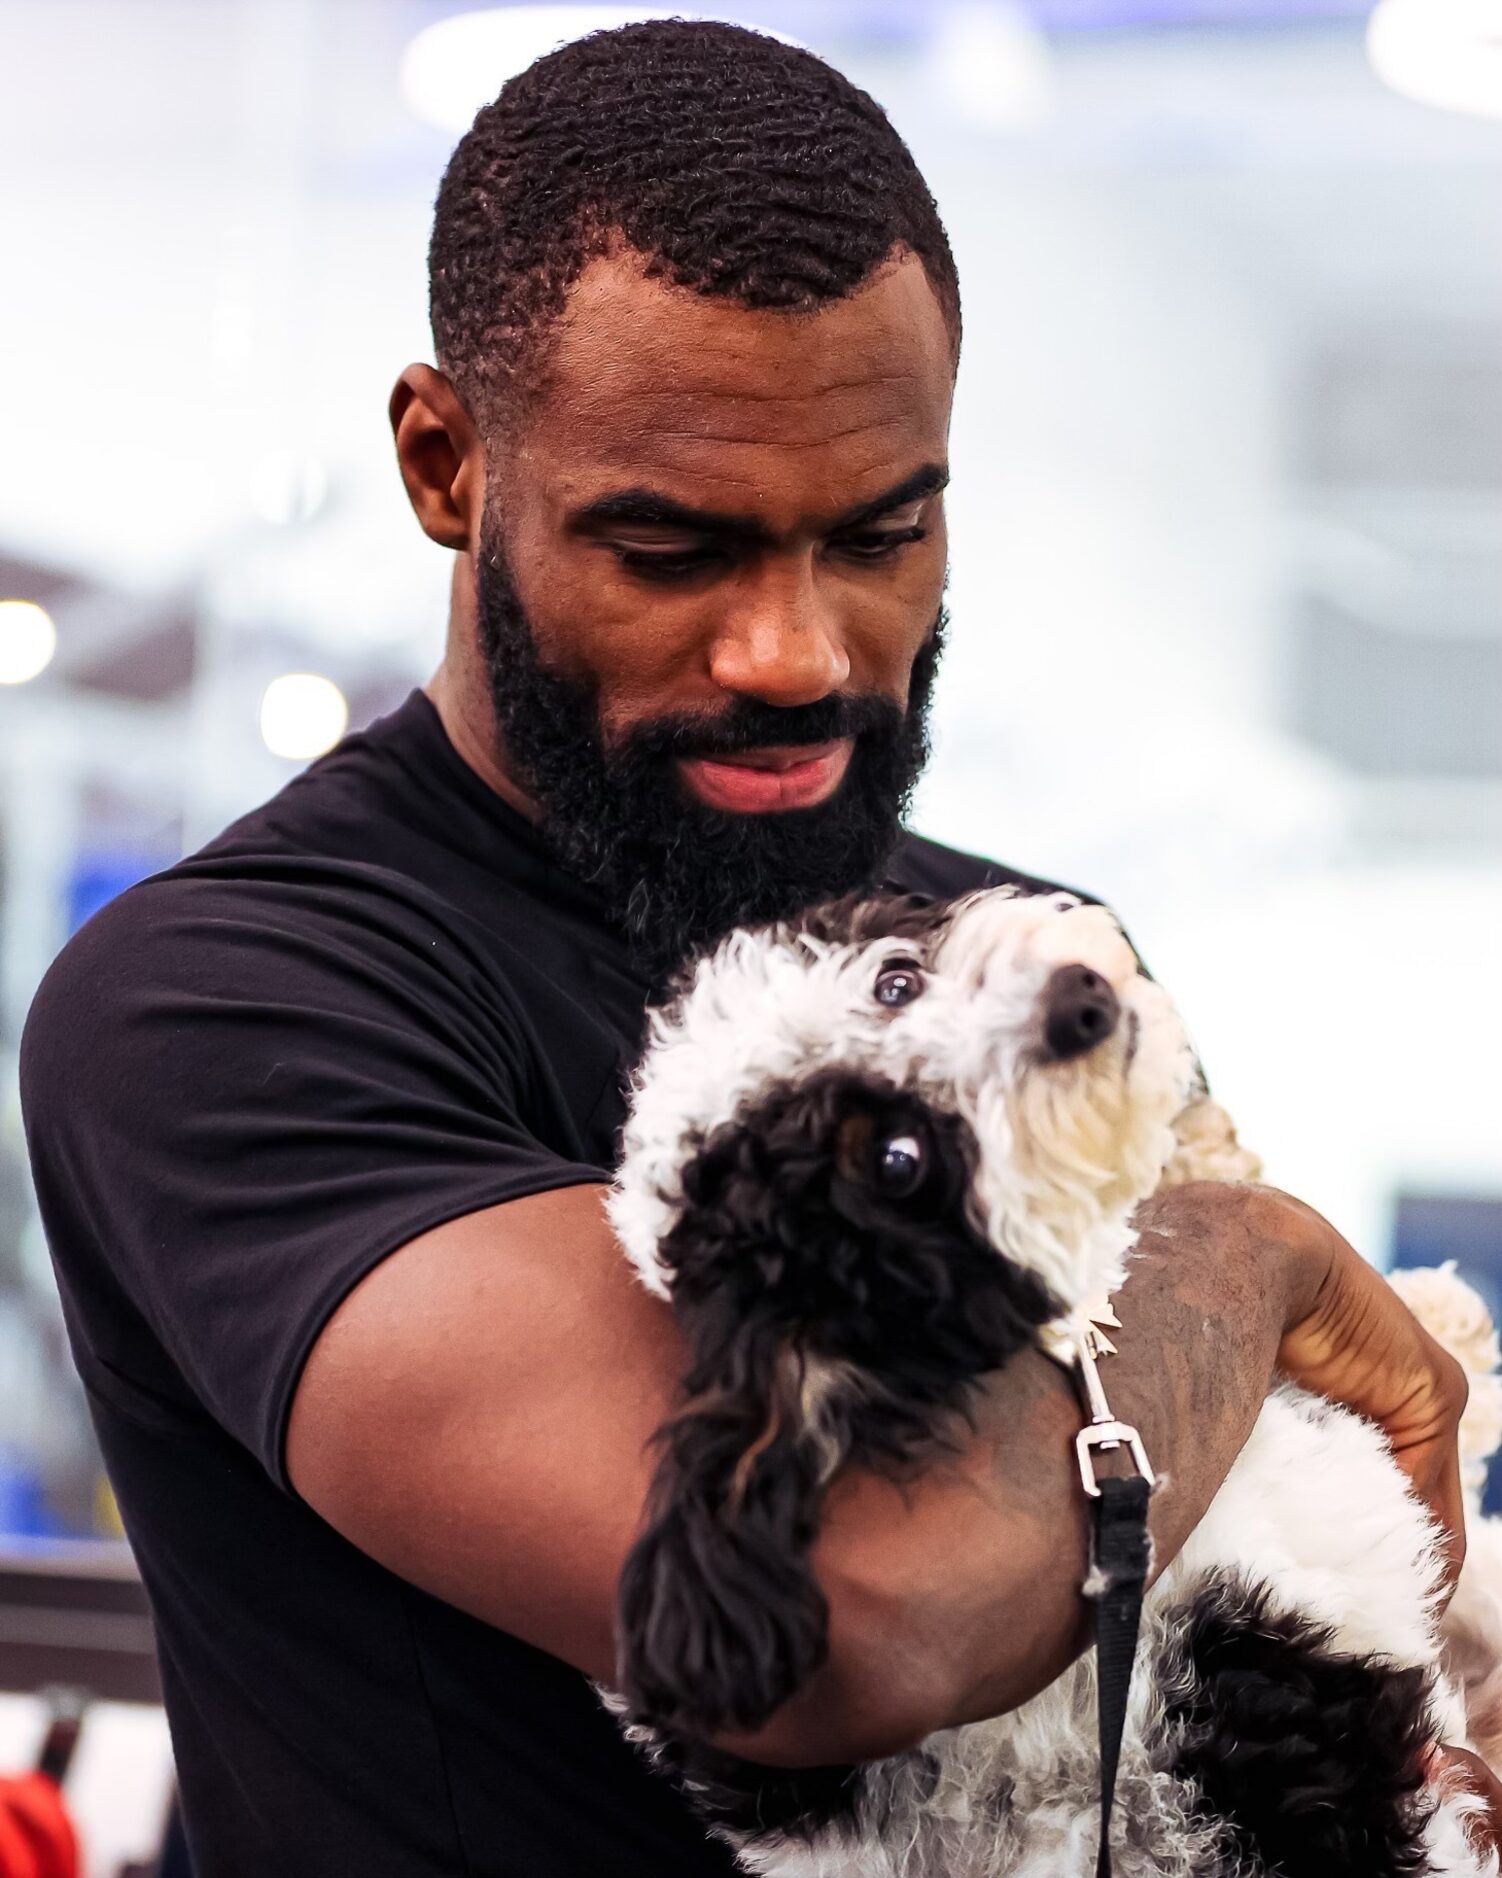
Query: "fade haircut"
428 18 961 430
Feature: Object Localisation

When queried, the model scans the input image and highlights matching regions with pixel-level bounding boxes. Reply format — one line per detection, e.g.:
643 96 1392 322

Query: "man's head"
392 20 961 971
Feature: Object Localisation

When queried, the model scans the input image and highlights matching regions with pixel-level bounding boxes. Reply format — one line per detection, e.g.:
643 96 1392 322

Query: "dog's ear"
614 1070 1053 1738
616 1333 832 1738
614 1080 869 1738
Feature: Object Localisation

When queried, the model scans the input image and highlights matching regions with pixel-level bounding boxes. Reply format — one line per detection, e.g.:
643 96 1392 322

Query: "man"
17 20 1491 1876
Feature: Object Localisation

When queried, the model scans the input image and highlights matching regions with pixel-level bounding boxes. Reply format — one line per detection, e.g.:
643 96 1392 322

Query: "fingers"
1266 1192 1470 1600
1429 1743 1502 1858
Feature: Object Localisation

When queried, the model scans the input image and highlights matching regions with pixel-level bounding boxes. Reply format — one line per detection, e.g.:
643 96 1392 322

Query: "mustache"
607 693 907 767
612 610 947 768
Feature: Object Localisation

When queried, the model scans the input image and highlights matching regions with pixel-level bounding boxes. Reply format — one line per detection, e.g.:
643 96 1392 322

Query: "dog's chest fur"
618 1383 1466 1878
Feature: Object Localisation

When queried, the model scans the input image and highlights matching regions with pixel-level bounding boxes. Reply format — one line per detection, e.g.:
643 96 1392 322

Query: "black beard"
475 520 943 976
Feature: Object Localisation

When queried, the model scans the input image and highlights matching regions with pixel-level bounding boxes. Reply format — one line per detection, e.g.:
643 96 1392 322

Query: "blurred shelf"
0 1542 159 1705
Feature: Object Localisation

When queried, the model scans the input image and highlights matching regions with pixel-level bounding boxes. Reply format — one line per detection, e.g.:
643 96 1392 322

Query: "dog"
605 886 1500 1877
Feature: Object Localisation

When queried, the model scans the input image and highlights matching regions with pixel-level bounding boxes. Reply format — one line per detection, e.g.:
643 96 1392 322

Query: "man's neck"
425 664 541 825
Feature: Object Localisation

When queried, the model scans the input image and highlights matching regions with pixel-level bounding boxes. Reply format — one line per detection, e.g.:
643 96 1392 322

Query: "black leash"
1072 1327 1155 1878
1088 1474 1152 1877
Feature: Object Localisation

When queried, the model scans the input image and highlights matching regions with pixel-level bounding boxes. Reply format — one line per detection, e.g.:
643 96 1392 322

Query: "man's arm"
285 1178 1465 1768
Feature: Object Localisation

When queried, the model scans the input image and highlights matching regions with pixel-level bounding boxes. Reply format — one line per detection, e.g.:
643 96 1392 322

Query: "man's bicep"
285 1183 685 1683
22 875 613 1480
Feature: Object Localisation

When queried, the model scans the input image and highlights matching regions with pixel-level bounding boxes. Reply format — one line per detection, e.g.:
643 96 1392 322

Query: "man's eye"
615 548 724 581
835 526 928 563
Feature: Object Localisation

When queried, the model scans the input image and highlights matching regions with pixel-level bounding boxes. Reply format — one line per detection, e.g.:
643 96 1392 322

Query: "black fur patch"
792 889 956 952
663 1068 1056 1428
634 1732 870 1842
1161 1575 1436 1878
617 1068 1059 1740
651 890 954 1010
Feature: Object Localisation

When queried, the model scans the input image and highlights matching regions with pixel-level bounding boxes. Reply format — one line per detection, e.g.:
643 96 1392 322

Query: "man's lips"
678 739 854 812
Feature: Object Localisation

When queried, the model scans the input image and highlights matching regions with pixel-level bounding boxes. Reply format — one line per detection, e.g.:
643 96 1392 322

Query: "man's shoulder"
21 869 237 1086
887 831 1095 907
19 845 449 1100
32 842 423 987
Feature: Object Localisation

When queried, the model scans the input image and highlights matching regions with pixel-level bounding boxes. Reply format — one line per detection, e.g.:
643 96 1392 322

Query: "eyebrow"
567 462 950 545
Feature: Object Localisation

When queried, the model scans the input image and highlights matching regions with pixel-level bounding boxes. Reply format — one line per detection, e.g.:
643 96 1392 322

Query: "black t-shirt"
20 691 1071 1877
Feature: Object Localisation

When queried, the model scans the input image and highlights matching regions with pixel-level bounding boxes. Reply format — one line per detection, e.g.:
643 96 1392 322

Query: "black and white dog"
605 886 1498 1877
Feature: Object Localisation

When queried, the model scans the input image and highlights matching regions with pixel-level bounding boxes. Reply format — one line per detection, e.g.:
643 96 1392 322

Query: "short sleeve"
19 867 606 1491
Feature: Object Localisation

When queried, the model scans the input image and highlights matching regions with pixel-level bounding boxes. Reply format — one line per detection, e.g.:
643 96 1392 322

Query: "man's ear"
389 364 484 551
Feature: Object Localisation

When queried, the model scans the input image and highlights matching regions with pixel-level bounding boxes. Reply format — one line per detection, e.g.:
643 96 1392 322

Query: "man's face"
475 245 956 972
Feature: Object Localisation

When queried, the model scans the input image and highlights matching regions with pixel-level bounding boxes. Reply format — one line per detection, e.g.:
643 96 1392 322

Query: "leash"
1072 1321 1154 1878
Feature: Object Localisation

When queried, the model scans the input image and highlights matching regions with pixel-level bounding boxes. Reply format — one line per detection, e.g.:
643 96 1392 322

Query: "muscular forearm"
728 1181 1307 1765
292 1180 1458 1775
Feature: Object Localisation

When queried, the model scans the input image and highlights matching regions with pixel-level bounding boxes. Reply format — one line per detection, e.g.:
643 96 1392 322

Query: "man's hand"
1431 1745 1502 1858
1270 1188 1470 1594
1135 1182 1469 1596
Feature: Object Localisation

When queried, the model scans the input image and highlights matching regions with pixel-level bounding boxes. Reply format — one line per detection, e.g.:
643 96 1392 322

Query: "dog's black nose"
1042 964 1120 1062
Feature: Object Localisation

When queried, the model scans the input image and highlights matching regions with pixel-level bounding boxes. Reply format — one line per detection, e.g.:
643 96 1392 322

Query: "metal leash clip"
1073 1316 1155 1500
1059 1305 1157 1878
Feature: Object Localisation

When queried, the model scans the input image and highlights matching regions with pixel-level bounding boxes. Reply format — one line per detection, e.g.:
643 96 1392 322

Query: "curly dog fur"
606 887 1501 1876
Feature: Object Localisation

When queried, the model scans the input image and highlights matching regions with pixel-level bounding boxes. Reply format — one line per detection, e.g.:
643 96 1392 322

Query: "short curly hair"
428 19 961 431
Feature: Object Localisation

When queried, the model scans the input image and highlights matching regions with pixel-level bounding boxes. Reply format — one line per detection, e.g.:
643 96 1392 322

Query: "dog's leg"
1440 1515 1502 1771
1159 1571 1439 1878
1384 1263 1502 1772
1148 1384 1502 1875
1161 1580 1497 1875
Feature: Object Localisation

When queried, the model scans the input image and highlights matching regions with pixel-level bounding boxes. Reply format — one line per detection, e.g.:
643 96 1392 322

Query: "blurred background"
1 2 1498 1862
0 0 1498 1610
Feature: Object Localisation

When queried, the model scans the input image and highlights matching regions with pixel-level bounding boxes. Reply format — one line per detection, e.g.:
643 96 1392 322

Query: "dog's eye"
874 1132 928 1198
874 958 925 1008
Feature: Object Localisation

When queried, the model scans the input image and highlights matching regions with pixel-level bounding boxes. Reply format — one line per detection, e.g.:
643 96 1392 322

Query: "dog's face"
612 888 1198 1329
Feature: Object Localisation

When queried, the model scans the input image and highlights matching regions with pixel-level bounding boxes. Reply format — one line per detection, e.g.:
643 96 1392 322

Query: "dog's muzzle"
1041 964 1120 1063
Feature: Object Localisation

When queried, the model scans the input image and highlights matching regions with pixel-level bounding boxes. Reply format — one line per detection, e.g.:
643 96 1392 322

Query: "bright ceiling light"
0 599 58 686
259 673 349 761
931 2 1055 132
1367 0 1502 121
400 8 799 133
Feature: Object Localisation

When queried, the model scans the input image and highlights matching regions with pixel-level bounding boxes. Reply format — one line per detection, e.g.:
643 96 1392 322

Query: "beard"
475 519 943 976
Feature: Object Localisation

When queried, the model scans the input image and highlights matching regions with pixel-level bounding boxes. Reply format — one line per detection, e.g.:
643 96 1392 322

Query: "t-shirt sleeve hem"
265 1162 610 1499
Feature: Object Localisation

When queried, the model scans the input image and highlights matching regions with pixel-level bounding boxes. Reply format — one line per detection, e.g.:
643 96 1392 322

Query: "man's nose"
706 561 851 707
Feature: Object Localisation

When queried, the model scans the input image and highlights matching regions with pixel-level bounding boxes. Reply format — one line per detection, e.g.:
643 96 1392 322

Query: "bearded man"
18 21 1488 1877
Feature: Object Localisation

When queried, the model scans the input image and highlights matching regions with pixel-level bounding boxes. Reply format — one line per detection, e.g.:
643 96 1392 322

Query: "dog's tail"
615 1331 854 1738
